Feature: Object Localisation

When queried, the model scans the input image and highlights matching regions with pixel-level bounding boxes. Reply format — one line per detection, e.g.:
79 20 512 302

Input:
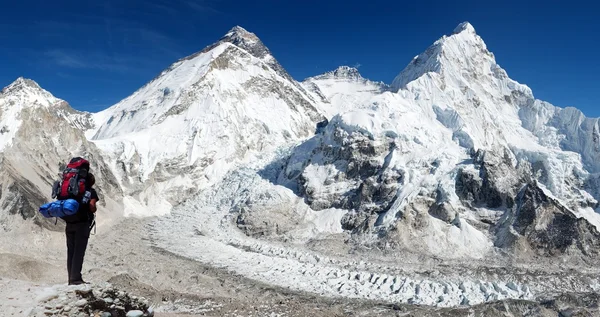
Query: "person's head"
86 173 95 188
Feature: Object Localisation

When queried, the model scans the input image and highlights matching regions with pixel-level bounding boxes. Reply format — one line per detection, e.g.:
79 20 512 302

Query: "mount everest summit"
2 22 600 313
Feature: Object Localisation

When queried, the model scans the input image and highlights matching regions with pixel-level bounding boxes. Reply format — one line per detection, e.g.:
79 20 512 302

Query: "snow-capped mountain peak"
87 25 323 216
302 66 388 117
218 26 309 91
3 77 42 92
391 21 496 91
223 26 262 47
220 25 267 59
453 21 476 34
313 66 364 81
1 77 59 107
199 25 275 66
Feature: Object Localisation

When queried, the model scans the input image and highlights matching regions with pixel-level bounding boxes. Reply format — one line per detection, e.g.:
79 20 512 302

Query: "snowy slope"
88 26 324 216
0 78 60 150
303 66 388 117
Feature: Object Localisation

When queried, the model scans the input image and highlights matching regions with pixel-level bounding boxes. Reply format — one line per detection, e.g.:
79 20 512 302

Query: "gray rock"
55 303 63 309
280 123 401 218
103 297 114 304
147 307 154 317
62 305 71 312
100 312 112 317
93 289 104 298
75 288 92 296
74 299 88 307
126 310 144 317
428 201 458 225
498 183 600 256
43 310 56 316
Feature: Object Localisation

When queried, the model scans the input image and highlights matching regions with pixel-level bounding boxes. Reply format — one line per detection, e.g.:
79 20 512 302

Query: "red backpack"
52 157 90 201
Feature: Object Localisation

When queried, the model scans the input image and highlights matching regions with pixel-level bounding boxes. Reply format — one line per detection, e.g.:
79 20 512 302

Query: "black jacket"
62 188 99 224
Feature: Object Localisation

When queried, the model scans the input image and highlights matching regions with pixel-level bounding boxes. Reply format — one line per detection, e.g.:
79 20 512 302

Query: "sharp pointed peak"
453 21 476 35
222 25 261 46
178 25 270 70
226 25 253 36
391 21 493 90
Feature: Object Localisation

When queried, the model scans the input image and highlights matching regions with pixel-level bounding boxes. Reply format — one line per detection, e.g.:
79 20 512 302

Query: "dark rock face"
340 211 371 232
291 129 400 213
455 149 523 210
315 119 329 134
278 121 403 232
499 183 600 256
428 189 460 226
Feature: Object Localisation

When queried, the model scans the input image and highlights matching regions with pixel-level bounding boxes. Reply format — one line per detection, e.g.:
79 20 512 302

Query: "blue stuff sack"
39 199 79 218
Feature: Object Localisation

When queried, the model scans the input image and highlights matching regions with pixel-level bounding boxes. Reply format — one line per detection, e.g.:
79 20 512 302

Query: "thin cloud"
45 50 88 68
44 49 133 72
146 1 181 16
56 72 75 79
184 0 221 14
121 26 184 59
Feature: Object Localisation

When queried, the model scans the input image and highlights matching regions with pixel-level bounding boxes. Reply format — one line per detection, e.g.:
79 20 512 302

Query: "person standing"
62 172 99 285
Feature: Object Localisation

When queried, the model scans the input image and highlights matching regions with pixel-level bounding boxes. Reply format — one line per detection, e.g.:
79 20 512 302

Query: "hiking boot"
69 280 88 285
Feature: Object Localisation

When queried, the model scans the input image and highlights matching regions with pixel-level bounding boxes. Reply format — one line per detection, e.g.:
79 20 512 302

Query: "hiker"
63 172 99 285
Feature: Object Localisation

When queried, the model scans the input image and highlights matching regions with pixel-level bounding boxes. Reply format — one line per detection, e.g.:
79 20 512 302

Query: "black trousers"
65 222 91 284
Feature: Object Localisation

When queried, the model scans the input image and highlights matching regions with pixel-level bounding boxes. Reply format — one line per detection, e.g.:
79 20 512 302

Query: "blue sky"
1 0 598 117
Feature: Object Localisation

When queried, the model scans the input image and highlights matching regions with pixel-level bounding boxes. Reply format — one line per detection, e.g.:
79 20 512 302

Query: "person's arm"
89 188 99 213
89 198 98 213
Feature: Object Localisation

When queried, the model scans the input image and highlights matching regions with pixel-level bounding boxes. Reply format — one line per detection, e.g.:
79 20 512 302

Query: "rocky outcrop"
279 117 402 231
31 283 153 317
455 148 527 210
497 183 600 256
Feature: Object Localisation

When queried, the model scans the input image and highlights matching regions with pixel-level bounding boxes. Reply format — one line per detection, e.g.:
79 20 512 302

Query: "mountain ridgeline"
1 23 599 261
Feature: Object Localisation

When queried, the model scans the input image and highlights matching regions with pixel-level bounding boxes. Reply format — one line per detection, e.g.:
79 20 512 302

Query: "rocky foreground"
29 282 153 317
